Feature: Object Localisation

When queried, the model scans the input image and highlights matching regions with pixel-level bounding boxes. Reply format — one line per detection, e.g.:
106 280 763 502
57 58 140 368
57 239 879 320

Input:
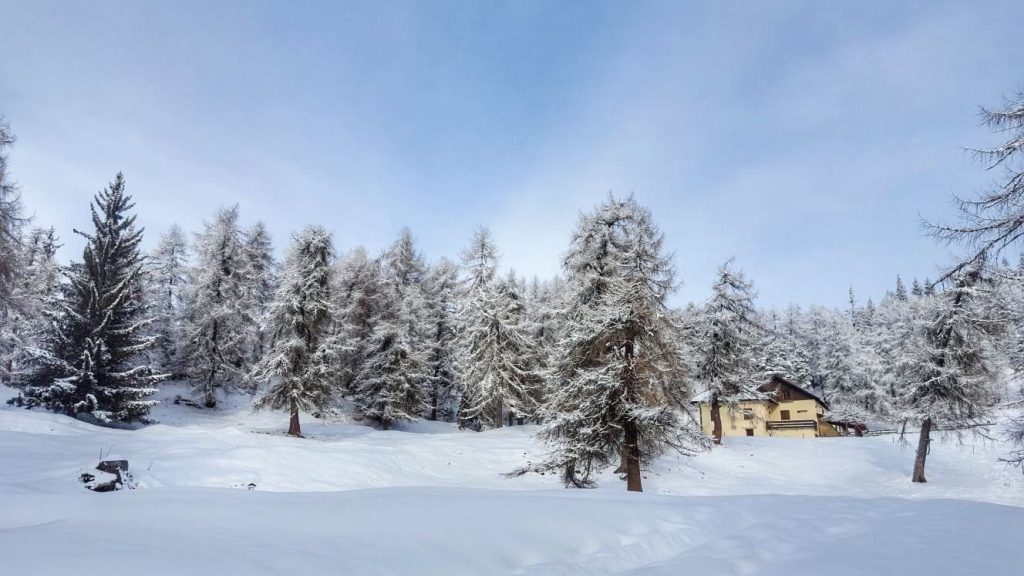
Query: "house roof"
691 375 830 410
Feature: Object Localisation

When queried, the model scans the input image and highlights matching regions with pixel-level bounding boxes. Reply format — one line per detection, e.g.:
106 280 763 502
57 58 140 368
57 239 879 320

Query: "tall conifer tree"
16 174 164 422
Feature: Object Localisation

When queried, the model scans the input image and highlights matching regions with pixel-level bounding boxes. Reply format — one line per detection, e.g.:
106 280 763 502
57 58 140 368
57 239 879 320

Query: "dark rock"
97 460 129 475
82 460 135 492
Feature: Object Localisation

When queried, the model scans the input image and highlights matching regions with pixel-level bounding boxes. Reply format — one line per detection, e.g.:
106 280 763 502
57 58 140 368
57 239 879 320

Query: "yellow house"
692 375 843 439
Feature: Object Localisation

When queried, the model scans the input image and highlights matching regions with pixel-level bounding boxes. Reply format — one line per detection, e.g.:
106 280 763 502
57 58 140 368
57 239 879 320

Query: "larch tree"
180 206 254 407
528 196 705 492
900 260 999 483
0 118 26 317
3 227 61 383
332 247 384 392
241 221 277 366
926 89 1024 476
455 226 499 430
423 257 460 421
252 226 335 437
459 271 543 428
696 259 764 445
351 229 429 429
14 174 165 422
146 224 189 377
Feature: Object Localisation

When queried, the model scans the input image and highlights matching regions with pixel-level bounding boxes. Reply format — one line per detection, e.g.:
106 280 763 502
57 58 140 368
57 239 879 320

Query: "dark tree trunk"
507 412 514 427
614 449 627 474
287 404 301 437
493 399 503 429
204 389 216 409
912 417 932 483
623 419 643 492
710 398 723 445
429 388 438 421
457 393 470 430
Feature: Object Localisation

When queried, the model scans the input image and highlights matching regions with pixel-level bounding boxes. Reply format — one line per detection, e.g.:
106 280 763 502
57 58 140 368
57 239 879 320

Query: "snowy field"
1 384 1022 575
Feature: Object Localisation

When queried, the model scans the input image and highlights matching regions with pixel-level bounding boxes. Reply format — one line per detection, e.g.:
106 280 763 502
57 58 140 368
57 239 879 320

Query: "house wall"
698 398 840 439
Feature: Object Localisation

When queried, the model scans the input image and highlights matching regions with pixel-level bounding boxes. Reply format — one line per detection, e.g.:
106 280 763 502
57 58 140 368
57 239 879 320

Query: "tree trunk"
429 388 438 421
457 393 470 430
614 449 627 474
507 412 514 427
623 419 643 492
710 398 723 445
204 389 216 409
493 399 503 429
912 417 932 483
287 404 301 437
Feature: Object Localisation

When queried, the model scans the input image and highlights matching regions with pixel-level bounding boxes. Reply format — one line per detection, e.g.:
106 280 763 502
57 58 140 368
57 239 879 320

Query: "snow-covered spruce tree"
460 270 544 428
240 221 277 366
900 260 1000 483
179 206 254 407
455 226 499 430
351 229 429 429
332 247 384 392
529 196 705 492
145 224 189 376
895 275 909 302
15 174 164 422
696 259 765 445
252 226 335 437
423 257 460 421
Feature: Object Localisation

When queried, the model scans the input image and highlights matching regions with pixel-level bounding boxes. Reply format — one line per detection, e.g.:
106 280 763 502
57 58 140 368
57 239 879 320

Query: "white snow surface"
1 383 1022 575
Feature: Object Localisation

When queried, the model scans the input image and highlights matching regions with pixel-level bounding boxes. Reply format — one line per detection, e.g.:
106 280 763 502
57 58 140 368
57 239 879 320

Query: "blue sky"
1 0 1023 308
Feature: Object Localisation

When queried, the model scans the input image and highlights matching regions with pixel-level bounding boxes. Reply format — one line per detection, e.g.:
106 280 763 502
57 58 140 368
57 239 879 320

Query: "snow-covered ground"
1 384 1022 575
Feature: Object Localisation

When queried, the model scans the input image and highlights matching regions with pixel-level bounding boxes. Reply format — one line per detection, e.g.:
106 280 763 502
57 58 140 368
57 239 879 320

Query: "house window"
745 429 754 437
780 410 791 421
742 409 754 420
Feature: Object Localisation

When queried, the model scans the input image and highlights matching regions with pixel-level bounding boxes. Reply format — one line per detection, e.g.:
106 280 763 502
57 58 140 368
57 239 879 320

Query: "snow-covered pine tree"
455 226 499 430
179 206 254 407
895 275 908 302
240 221 277 366
252 226 335 437
423 257 460 421
530 196 705 492
351 229 429 429
460 270 544 428
146 224 189 376
900 260 999 483
911 278 924 297
15 174 164 422
696 259 765 445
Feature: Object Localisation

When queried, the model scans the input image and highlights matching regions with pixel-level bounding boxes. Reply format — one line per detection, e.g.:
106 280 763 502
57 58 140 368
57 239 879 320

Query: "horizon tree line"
1 89 1023 488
